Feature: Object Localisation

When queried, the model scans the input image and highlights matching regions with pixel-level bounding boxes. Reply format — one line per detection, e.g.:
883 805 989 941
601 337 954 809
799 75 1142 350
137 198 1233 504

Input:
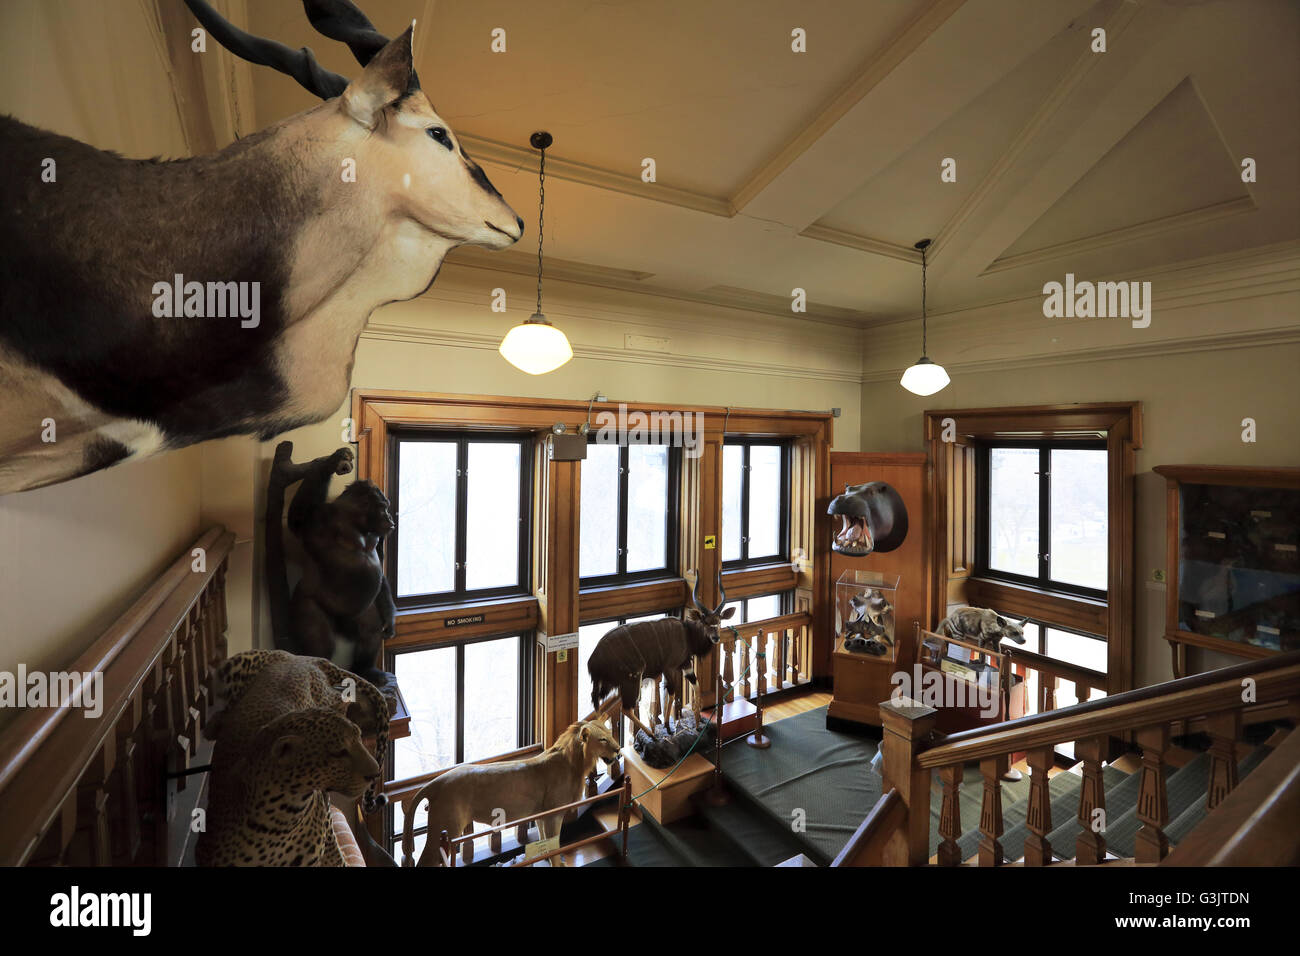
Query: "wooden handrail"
831 788 903 867
926 650 1300 759
1005 647 1107 693
727 611 813 641
918 659 1300 769
1161 729 1300 866
0 527 234 866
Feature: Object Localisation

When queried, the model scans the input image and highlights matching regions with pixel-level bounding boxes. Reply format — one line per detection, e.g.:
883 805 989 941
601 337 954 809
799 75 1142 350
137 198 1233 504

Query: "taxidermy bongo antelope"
586 570 734 728
0 0 521 496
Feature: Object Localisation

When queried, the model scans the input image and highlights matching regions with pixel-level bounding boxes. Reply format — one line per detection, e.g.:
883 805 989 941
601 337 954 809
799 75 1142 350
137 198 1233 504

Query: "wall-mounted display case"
1154 465 1300 677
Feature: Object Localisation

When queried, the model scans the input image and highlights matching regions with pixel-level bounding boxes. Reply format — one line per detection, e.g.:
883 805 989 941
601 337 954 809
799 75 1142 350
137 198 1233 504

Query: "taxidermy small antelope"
586 571 734 727
0 0 521 496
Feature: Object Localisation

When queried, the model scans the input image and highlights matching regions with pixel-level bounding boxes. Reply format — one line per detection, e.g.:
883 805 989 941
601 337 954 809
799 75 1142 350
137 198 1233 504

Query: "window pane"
988 447 1040 577
722 446 743 561
626 445 670 573
746 593 781 622
1049 448 1108 591
747 445 782 558
580 444 621 578
1044 627 1107 673
396 441 458 597
463 638 520 761
465 442 522 591
394 645 457 779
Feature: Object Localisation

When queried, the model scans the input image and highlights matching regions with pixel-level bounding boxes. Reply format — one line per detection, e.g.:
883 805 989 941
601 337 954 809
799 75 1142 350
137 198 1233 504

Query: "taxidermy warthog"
939 606 1028 650
587 573 734 715
827 481 908 556
0 0 521 496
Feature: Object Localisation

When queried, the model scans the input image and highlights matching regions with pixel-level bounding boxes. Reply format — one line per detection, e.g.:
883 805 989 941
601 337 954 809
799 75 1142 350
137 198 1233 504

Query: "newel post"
879 698 938 866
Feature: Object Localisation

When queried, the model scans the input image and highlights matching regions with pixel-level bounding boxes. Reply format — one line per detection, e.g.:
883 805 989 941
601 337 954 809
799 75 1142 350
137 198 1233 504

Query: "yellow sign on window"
704 535 716 549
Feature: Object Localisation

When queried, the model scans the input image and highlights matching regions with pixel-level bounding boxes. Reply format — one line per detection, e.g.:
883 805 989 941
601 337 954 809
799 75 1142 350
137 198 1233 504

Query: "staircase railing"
869 650 1300 866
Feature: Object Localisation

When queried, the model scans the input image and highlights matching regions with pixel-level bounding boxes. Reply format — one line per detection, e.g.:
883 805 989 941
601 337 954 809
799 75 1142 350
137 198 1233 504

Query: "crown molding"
797 225 920 264
359 322 864 385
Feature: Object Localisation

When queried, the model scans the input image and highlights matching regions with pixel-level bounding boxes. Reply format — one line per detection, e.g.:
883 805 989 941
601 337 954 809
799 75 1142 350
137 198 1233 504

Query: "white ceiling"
225 0 1299 326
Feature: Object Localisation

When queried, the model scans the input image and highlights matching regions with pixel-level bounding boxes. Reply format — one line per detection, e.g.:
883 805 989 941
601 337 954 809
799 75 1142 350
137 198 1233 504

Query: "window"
976 440 1108 598
722 439 790 567
391 633 534 781
579 442 678 585
389 432 531 607
721 590 793 694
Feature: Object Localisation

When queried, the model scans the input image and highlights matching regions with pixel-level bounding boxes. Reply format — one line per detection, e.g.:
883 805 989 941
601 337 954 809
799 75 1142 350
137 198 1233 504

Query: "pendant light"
499 131 573 375
899 238 950 396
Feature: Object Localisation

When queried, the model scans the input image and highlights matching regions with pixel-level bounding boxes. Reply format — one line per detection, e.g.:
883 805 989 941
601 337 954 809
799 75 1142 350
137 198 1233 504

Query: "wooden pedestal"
827 640 898 728
621 746 715 824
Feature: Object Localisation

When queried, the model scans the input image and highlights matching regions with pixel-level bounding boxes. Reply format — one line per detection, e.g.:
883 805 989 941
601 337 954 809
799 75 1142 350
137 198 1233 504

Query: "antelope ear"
340 24 416 129
684 608 701 621
721 607 737 620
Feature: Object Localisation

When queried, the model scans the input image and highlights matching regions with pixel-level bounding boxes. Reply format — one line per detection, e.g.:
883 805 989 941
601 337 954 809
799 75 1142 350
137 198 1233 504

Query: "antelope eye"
427 126 452 150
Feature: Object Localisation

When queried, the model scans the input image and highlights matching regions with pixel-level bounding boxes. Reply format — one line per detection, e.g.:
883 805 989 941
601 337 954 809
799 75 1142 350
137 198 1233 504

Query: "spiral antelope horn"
713 565 728 617
302 0 391 67
184 0 350 99
691 570 708 614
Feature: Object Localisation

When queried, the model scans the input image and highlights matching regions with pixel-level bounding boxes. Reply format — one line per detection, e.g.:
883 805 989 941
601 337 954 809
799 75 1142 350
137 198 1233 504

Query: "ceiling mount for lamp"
899 238 950 396
499 130 573 375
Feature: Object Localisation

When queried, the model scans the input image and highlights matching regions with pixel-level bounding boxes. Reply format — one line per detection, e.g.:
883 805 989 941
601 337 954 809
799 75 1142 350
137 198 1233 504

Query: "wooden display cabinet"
1153 465 1300 678
826 453 928 730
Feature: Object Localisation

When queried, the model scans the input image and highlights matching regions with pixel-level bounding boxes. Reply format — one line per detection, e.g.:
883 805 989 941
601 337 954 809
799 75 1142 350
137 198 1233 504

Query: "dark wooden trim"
831 788 903 867
721 563 799 600
579 578 687 622
1153 464 1300 490
389 595 539 649
966 578 1108 637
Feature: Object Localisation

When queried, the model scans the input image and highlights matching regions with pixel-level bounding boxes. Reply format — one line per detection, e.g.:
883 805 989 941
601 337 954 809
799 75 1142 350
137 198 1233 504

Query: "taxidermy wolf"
0 0 521 496
938 606 1029 650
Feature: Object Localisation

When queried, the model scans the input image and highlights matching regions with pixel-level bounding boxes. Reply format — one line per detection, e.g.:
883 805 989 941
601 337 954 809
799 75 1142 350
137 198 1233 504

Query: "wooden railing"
867 650 1300 866
0 527 234 866
436 777 634 868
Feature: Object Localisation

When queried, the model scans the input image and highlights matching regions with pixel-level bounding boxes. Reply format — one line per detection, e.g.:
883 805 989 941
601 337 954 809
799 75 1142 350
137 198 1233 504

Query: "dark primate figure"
587 572 733 724
266 441 396 684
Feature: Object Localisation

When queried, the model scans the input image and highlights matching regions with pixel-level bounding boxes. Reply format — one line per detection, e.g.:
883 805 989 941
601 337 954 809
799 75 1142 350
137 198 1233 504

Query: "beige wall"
859 273 1300 689
0 1 206 729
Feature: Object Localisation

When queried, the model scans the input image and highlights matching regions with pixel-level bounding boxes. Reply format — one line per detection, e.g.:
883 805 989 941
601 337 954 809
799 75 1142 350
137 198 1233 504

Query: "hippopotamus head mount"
827 481 909 557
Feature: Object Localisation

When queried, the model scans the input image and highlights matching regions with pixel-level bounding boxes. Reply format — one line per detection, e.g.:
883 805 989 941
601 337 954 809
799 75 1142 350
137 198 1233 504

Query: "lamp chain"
921 241 928 356
536 146 546 316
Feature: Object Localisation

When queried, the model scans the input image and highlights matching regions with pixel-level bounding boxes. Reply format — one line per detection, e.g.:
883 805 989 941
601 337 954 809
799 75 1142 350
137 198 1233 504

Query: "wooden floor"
562 689 832 866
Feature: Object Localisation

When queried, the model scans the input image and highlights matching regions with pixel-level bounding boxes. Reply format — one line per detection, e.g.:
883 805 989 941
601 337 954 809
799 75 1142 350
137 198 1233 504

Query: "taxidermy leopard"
205 649 390 812
196 708 379 867
938 606 1028 650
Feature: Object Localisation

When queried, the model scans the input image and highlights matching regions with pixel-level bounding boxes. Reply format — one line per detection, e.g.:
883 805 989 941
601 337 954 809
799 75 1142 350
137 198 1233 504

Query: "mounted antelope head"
687 567 736 642
0 0 521 496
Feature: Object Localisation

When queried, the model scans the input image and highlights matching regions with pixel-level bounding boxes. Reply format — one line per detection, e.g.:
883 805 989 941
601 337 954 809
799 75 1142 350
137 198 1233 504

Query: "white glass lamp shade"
899 356 950 396
499 313 573 375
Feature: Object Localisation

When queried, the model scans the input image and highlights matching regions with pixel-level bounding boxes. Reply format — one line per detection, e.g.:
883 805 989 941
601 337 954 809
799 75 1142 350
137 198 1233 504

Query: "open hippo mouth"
827 481 909 556
834 514 875 555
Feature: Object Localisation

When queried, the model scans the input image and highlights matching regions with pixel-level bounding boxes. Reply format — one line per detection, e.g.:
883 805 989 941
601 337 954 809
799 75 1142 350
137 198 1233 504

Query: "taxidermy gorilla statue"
265 441 396 685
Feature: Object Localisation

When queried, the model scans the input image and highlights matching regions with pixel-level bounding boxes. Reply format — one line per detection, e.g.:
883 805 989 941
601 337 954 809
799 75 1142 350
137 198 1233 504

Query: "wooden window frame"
722 437 792 569
973 437 1109 601
386 429 534 610
351 389 834 745
924 403 1141 698
578 441 682 588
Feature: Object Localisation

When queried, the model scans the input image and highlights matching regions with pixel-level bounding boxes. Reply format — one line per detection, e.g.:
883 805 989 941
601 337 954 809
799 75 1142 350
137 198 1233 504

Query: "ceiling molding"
928 0 1141 267
797 225 920 264
360 322 865 384
729 0 969 214
441 246 874 330
983 195 1258 274
860 324 1300 384
462 133 734 218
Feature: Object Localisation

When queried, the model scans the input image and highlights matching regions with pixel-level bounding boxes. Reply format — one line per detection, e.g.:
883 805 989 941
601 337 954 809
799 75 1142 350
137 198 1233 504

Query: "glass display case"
835 569 900 660
1155 465 1300 675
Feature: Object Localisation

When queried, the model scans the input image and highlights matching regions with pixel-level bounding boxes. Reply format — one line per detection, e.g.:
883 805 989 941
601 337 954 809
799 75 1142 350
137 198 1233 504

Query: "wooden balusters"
790 625 801 685
936 764 963 866
776 629 788 691
1206 711 1241 810
440 829 454 868
489 827 503 856
1075 735 1108 865
722 634 735 701
110 715 142 864
1134 725 1170 864
977 757 1004 866
1023 747 1055 866
739 637 751 699
460 823 474 864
